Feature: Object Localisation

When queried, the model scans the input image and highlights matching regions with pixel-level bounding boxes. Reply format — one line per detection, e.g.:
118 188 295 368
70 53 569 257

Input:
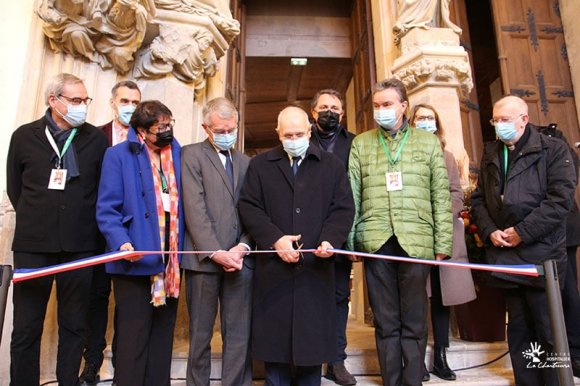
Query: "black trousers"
330 255 352 364
83 263 117 370
112 274 178 386
265 362 322 386
563 246 580 359
429 267 450 348
364 237 430 386
503 286 557 386
10 251 95 386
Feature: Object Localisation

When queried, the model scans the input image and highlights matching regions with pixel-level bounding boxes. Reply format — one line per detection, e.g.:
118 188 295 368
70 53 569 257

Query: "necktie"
292 156 301 176
220 150 234 188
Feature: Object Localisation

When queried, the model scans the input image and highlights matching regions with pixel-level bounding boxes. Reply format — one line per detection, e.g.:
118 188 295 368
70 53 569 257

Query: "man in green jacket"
348 78 453 386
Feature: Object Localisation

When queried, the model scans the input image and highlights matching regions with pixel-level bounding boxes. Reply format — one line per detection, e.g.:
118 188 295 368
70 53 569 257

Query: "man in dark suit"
309 89 357 386
79 80 141 386
239 106 355 386
181 97 253 386
6 73 108 386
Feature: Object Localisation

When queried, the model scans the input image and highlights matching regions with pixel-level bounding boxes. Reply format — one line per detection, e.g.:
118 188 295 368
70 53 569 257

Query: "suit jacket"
100 121 113 146
238 144 355 366
181 139 253 273
7 116 108 253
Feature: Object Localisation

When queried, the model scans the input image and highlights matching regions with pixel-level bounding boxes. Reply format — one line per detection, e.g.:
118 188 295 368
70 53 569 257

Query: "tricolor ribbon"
11 248 539 283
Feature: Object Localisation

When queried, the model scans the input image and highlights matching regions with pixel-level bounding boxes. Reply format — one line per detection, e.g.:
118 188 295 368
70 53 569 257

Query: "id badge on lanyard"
45 127 77 190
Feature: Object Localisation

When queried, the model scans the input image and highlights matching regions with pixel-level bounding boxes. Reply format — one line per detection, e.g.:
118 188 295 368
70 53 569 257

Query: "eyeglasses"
415 115 435 122
489 114 524 126
153 119 175 133
207 125 238 135
58 95 93 105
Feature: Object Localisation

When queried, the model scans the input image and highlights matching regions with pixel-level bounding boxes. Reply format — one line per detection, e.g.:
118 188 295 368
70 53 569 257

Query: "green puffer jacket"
347 124 453 259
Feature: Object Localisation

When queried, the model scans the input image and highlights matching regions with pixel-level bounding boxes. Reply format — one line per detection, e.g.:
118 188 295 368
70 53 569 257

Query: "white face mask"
374 108 398 130
56 98 87 127
117 104 136 126
495 121 518 142
415 120 437 133
282 136 309 158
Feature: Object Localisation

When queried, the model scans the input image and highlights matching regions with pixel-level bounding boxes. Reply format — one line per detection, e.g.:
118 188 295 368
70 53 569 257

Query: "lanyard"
45 127 77 168
158 166 168 193
503 145 509 180
378 128 410 165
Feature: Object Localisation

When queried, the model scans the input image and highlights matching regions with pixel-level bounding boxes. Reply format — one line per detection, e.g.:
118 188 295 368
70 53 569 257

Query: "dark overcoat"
471 126 577 287
238 144 355 366
6 116 108 253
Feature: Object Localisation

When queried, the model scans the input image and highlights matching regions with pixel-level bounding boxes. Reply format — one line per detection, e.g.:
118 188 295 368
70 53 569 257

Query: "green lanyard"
378 128 410 166
45 127 77 168
158 166 168 193
503 145 509 180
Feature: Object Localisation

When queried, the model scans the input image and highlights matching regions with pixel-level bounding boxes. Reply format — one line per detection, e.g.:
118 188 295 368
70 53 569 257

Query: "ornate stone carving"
133 0 240 95
394 57 473 96
393 0 461 43
35 0 240 94
35 0 155 73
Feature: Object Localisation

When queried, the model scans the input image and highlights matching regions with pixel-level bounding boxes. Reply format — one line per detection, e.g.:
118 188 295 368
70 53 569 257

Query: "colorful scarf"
149 145 180 307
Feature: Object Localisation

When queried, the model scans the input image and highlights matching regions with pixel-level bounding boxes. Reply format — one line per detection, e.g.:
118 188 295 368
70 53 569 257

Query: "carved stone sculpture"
36 0 155 73
393 0 462 43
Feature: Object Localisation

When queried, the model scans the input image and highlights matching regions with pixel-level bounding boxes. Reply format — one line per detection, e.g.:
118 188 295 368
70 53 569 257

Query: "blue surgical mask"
415 120 437 133
57 98 87 127
374 109 398 130
495 121 518 142
282 137 309 158
213 132 238 150
117 104 136 126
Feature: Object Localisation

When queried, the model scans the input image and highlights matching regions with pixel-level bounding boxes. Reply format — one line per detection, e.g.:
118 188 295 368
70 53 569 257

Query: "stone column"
392 28 473 183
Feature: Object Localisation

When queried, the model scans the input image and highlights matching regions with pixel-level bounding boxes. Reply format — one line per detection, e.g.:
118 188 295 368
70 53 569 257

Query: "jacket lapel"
203 140 234 197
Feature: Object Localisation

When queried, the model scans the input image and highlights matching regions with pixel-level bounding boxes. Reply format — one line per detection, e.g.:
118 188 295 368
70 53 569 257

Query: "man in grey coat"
181 97 253 386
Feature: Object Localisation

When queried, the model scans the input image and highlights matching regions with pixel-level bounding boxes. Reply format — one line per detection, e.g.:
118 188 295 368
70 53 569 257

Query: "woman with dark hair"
97 100 184 386
410 103 476 382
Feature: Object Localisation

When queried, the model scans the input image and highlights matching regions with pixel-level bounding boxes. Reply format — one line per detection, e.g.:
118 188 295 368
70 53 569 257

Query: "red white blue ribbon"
11 248 539 283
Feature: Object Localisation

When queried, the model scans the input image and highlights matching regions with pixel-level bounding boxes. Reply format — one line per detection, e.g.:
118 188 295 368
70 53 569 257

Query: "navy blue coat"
97 128 184 276
239 144 355 365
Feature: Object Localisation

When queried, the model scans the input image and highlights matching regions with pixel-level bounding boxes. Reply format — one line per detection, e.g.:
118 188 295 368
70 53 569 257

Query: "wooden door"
351 0 376 134
491 0 579 146
227 0 246 151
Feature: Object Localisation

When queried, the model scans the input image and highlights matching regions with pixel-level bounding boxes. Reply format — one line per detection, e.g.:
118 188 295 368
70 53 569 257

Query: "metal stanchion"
543 260 574 386
0 265 13 348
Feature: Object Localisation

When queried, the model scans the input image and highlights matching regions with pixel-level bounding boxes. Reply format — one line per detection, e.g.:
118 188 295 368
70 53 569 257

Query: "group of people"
5 72 579 386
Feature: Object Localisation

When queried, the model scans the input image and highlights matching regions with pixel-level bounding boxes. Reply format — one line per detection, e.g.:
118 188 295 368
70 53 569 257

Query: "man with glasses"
309 89 357 386
181 97 254 385
239 106 354 386
7 73 108 386
79 80 142 386
471 95 577 386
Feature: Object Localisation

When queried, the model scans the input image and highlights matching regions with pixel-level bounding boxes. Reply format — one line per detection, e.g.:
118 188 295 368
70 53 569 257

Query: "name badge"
386 172 403 191
162 192 171 212
48 169 67 190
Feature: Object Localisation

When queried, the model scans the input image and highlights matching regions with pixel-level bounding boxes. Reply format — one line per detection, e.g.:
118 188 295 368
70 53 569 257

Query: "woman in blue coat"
97 100 184 386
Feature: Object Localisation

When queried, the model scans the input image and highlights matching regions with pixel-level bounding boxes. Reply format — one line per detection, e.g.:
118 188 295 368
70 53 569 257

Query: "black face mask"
316 110 340 132
151 129 174 148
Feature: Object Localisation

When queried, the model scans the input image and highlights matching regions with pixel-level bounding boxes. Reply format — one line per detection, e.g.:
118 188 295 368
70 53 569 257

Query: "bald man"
471 95 577 386
239 106 355 386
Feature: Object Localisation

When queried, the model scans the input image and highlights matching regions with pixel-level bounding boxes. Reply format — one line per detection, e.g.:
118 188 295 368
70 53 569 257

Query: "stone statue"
36 0 155 73
133 0 239 95
393 0 462 42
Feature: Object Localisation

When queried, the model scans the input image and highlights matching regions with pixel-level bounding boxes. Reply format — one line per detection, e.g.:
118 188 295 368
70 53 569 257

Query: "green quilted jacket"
347 124 453 259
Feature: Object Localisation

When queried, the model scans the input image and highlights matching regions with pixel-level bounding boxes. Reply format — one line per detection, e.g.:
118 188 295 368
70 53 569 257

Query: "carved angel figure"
393 0 462 42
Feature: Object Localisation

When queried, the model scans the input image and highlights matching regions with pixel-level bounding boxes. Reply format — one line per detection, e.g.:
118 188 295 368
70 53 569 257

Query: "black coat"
238 144 355 365
471 126 577 287
6 116 108 253
310 123 355 169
